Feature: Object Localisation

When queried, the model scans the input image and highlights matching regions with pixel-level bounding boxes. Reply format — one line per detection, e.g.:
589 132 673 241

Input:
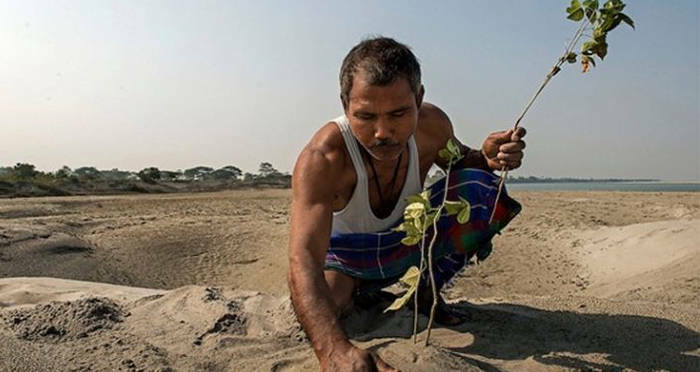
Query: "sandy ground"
0 189 698 371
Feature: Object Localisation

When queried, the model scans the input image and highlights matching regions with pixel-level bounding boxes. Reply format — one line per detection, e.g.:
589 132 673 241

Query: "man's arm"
288 129 399 372
425 104 525 172
287 146 352 362
424 104 491 172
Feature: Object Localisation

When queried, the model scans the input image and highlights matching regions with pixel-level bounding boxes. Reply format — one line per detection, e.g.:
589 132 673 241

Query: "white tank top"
331 115 422 234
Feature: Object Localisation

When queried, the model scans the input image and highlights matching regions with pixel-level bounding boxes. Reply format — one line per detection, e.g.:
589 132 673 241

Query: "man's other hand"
481 127 527 171
321 344 400 372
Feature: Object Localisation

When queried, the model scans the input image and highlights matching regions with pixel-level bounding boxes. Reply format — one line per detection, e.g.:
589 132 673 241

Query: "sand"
0 189 698 371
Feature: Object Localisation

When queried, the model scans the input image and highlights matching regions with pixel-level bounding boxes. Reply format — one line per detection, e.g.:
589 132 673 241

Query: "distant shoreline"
507 177 661 184
507 181 700 192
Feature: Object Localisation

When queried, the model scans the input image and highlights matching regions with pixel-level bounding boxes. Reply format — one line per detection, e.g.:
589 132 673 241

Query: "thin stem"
424 161 452 346
413 224 427 344
489 17 591 224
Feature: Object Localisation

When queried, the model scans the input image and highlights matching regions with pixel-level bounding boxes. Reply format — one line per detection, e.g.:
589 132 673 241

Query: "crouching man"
288 37 525 371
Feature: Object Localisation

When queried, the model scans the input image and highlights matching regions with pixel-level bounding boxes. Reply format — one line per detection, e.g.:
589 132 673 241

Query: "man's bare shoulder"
292 122 348 195
417 102 453 144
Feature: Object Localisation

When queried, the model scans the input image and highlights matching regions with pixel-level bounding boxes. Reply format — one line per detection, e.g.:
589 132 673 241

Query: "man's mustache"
370 139 399 148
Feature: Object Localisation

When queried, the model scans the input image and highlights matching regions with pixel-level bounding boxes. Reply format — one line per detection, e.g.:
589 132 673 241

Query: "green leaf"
406 194 429 208
413 215 423 231
392 222 408 232
600 14 615 31
593 30 607 44
582 0 598 9
401 235 421 246
438 149 451 161
566 0 581 14
619 13 635 29
405 194 424 205
384 266 421 312
585 8 598 23
595 41 608 59
457 204 471 224
405 202 425 219
582 40 598 53
404 220 420 235
399 265 421 286
608 15 623 31
458 195 470 207
604 0 625 12
567 8 584 21
420 189 431 201
593 27 604 39
443 200 461 215
446 138 460 157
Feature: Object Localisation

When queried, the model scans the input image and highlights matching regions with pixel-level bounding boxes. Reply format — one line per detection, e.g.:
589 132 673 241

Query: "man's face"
345 71 423 162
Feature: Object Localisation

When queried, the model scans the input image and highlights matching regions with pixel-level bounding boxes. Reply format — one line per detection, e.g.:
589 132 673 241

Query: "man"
288 37 525 372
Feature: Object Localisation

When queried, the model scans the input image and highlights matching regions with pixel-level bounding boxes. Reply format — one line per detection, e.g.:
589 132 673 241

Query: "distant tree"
74 166 101 180
159 170 181 181
13 163 38 179
138 167 161 183
220 165 242 179
55 166 72 179
99 168 134 181
258 162 280 178
243 172 255 182
184 166 213 179
211 167 241 181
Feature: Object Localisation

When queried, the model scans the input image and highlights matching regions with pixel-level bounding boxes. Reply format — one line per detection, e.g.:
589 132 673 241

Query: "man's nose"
374 118 393 141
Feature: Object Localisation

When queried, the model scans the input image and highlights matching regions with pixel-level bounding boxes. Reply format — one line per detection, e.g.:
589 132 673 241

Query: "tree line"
0 162 290 198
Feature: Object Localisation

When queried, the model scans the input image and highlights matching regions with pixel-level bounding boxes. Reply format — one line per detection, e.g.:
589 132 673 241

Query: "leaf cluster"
564 0 634 72
393 139 470 246
385 139 471 313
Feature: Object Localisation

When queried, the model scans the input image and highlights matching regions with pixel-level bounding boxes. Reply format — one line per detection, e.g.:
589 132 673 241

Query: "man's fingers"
489 129 513 144
371 352 400 372
497 151 524 161
498 141 525 153
490 127 526 144
512 127 526 141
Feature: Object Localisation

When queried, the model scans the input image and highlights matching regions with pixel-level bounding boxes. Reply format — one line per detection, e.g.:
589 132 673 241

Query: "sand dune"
0 190 698 371
577 219 699 302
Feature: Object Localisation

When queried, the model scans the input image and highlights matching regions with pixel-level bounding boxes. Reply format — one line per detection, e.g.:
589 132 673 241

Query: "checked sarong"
324 168 521 288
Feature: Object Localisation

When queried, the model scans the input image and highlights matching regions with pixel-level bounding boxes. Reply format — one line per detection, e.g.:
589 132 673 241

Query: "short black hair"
339 36 422 110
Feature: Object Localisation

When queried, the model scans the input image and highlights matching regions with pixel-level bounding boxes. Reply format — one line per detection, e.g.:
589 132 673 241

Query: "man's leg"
323 270 356 316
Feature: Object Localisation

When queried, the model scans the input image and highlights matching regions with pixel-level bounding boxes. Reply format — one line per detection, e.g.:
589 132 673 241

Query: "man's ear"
416 84 425 107
340 94 347 112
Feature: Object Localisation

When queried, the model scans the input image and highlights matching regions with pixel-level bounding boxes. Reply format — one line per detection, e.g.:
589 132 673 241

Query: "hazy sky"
1 1 698 180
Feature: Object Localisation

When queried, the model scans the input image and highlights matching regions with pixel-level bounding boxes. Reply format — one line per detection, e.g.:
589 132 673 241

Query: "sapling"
384 138 470 346
490 0 635 223
385 0 635 348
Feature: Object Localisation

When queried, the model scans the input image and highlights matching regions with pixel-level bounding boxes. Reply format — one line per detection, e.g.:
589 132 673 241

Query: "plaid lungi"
324 168 521 283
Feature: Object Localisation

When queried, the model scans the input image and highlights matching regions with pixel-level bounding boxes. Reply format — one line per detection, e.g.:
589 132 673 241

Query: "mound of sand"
576 219 699 304
1 275 699 371
1 190 698 371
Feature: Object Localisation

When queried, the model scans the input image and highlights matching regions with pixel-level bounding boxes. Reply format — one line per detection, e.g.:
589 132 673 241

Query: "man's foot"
414 290 467 326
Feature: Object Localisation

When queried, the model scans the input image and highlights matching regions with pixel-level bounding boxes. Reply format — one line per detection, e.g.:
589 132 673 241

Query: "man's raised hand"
481 127 527 171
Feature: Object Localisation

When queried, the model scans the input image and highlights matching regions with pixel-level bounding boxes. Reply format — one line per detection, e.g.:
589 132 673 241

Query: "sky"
1 0 698 180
